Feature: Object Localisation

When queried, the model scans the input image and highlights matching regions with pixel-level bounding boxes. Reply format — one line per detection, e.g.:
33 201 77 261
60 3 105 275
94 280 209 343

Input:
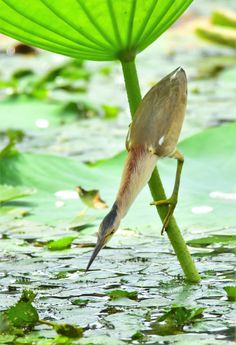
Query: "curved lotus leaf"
0 0 193 61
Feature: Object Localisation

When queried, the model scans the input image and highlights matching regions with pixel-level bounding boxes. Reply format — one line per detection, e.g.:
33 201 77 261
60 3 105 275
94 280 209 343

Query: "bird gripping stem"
121 59 200 283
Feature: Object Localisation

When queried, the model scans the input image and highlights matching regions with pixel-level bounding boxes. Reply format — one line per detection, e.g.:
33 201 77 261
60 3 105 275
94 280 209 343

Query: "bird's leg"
151 150 184 235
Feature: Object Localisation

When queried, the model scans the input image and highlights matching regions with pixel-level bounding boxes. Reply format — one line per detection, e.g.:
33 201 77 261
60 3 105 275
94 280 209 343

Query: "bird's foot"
150 196 177 235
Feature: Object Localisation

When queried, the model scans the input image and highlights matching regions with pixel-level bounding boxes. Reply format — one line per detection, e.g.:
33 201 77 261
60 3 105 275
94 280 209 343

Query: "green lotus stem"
121 59 200 283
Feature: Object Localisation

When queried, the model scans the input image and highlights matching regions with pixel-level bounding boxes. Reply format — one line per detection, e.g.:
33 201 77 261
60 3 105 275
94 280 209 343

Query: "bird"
86 67 187 271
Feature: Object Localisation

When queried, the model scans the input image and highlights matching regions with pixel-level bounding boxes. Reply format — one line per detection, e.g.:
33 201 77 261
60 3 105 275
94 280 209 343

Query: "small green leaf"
4 290 39 330
0 185 36 203
37 59 89 84
224 286 236 301
187 235 236 247
107 289 138 300
0 129 25 159
6 302 39 329
55 271 68 279
158 305 205 327
131 331 146 341
102 104 120 119
53 323 83 338
47 236 77 251
71 299 89 307
15 277 31 285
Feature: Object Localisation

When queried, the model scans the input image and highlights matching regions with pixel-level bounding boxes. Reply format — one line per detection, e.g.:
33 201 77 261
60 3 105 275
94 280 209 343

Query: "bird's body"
126 67 187 157
86 67 187 271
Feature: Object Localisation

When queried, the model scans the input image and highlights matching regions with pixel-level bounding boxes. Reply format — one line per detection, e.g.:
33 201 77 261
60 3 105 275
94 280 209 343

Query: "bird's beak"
86 203 119 271
85 236 107 272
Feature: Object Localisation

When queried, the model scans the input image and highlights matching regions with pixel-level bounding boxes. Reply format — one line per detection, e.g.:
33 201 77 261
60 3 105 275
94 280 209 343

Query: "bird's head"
86 203 120 271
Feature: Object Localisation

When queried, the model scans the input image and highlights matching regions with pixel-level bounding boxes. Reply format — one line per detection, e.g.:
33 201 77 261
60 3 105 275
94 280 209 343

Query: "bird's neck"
115 146 158 219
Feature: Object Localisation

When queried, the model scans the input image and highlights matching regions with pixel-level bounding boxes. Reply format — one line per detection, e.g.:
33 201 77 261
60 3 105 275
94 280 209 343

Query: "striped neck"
115 146 157 219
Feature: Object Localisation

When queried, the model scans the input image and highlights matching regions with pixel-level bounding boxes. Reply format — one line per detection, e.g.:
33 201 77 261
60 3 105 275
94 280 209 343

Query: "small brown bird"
86 67 187 271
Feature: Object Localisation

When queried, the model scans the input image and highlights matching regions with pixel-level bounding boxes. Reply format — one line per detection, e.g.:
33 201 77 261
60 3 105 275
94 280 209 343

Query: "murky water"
0 221 235 344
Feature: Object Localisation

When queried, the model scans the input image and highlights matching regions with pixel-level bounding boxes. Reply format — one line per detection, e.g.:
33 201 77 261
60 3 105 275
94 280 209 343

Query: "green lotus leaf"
0 0 193 61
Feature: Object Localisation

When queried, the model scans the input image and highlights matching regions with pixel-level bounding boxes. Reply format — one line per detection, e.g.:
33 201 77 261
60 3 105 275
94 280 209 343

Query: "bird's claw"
150 197 177 235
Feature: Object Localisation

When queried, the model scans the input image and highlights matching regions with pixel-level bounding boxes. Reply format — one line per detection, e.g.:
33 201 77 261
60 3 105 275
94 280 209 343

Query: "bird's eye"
110 229 115 235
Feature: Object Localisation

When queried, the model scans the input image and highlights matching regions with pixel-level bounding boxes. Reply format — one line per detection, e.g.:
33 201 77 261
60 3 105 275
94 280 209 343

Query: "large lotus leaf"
0 97 76 130
0 123 235 233
0 0 193 61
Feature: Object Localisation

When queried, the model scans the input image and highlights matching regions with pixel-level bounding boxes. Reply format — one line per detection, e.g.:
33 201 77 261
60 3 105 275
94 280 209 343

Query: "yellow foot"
150 197 177 235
